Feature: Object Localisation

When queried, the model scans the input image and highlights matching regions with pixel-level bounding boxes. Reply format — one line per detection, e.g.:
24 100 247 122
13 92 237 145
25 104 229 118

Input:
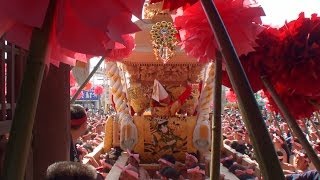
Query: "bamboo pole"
210 50 222 180
261 76 320 171
70 56 105 104
2 1 57 180
200 0 284 179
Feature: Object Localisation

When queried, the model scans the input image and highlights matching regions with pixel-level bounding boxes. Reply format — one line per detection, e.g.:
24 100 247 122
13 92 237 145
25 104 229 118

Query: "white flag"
152 79 169 102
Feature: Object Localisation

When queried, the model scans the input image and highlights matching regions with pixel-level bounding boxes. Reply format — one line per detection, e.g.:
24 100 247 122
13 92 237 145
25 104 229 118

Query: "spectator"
46 161 97 180
70 104 88 162
127 150 150 180
157 166 183 180
187 165 206 180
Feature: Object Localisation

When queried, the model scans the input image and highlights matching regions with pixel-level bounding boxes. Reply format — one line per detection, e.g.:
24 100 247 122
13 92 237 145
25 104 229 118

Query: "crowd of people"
221 107 320 180
1 103 320 179
46 104 320 180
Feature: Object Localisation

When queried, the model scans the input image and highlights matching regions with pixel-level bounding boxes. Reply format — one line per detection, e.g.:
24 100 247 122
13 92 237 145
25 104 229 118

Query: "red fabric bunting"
70 71 76 87
149 0 198 11
178 84 192 104
94 85 104 96
0 0 141 67
105 35 135 60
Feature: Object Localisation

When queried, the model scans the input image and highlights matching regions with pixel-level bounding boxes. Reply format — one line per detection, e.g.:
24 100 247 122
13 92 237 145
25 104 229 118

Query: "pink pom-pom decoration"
94 85 104 95
226 89 237 103
174 0 265 62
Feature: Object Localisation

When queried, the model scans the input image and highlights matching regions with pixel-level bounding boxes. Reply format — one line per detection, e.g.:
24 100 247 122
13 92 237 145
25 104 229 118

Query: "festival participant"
117 164 139 180
273 134 289 163
285 170 320 180
46 161 98 180
187 165 206 180
158 154 176 170
178 152 199 178
230 129 248 155
277 151 296 174
228 162 257 180
96 159 112 178
157 166 184 180
293 152 310 173
70 104 88 162
127 150 150 180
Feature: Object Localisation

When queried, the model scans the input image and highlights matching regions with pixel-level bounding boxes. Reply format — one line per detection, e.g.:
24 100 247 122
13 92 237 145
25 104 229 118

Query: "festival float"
102 1 213 170
100 1 266 178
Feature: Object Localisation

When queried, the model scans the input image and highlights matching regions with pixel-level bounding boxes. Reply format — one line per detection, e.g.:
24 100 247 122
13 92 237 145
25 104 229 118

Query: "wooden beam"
106 153 129 180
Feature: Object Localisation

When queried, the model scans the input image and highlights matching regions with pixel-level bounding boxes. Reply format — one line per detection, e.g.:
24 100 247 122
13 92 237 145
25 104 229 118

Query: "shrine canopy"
0 0 145 67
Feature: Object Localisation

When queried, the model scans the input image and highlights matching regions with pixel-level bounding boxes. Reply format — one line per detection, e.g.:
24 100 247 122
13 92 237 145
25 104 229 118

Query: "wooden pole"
210 50 222 180
200 0 284 179
33 64 70 179
261 76 320 171
70 56 105 104
2 1 57 180
0 41 5 121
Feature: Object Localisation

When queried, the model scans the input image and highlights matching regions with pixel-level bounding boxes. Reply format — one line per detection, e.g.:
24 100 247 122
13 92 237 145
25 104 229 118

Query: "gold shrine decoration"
150 21 178 63
133 115 197 163
122 63 205 85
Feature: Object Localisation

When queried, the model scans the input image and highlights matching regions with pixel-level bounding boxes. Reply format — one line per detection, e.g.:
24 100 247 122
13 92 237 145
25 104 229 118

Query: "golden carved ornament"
122 63 205 85
150 21 178 63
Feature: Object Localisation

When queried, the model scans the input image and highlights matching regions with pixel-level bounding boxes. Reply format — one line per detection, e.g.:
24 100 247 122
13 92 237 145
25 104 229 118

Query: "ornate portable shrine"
103 2 215 163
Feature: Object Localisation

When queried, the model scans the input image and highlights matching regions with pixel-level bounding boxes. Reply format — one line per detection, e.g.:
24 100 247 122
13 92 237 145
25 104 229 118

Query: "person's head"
273 135 283 148
280 123 289 132
46 161 97 180
157 166 181 180
187 165 206 180
71 104 88 139
276 151 284 163
127 150 140 168
185 152 198 168
159 154 176 170
118 164 139 180
234 130 244 141
294 153 309 171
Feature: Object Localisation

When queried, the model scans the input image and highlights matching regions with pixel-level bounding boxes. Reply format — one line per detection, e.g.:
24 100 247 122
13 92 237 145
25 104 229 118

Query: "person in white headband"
117 164 139 180
178 152 199 178
158 154 176 170
187 165 206 180
126 149 150 180
185 152 199 168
